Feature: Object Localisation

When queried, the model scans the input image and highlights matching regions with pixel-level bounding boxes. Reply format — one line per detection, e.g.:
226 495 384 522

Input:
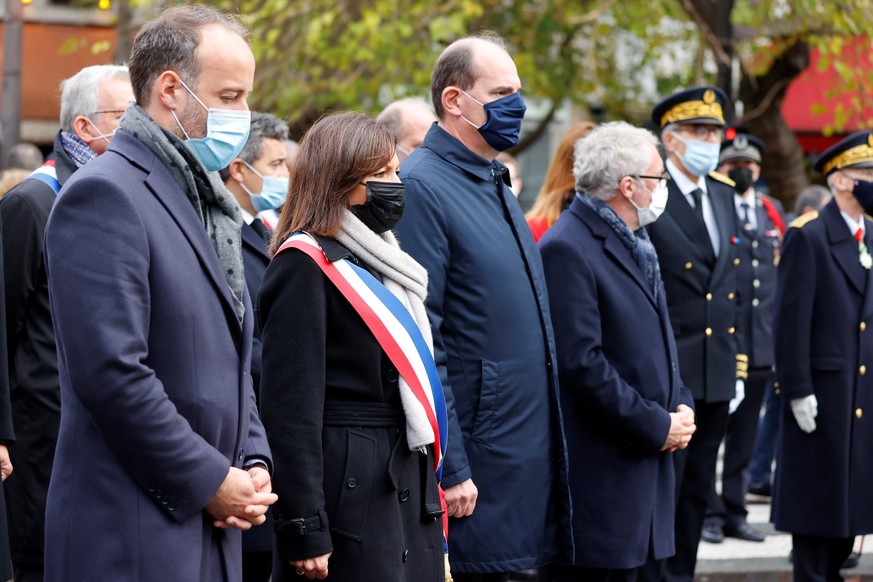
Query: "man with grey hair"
395 34 572 580
0 63 132 582
43 5 274 580
376 97 436 161
540 121 695 580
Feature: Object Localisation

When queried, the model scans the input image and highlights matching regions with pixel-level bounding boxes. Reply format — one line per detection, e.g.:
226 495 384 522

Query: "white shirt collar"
240 207 255 225
840 210 865 238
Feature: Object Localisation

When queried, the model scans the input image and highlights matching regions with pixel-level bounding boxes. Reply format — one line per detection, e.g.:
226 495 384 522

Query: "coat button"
705 327 713 337
856 408 863 419
728 327 735 335
860 365 867 376
752 298 760 307
862 321 867 332
733 258 741 266
705 293 713 301
753 279 761 288
752 259 760 267
752 240 759 248
399 488 410 502
238 447 244 461
684 262 693 270
347 478 357 488
386 368 399 383
728 292 735 300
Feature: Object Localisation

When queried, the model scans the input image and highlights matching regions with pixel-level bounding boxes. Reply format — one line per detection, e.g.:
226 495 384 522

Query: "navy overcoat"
43 130 271 581
540 197 693 569
772 199 873 537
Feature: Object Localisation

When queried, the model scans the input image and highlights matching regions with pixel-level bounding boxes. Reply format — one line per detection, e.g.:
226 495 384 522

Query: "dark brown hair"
128 4 248 108
526 121 599 227
430 33 508 121
270 112 395 252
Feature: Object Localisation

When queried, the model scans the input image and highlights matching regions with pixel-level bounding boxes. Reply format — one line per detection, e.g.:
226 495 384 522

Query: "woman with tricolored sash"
259 112 449 581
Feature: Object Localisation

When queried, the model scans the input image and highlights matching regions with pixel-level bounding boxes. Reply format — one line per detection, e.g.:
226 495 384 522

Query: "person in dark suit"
0 211 17 582
540 121 696 582
42 6 276 580
220 111 289 581
772 130 873 582
703 130 785 544
646 86 747 582
259 112 446 581
0 64 133 582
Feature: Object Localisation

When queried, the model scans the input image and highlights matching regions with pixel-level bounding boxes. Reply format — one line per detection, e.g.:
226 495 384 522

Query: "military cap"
814 130 873 175
651 85 728 129
720 128 764 164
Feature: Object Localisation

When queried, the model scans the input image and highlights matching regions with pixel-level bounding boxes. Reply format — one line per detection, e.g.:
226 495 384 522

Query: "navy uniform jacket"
0 132 76 566
43 130 271 581
648 174 743 402
540 197 693 569
395 123 573 572
772 199 873 537
734 193 781 369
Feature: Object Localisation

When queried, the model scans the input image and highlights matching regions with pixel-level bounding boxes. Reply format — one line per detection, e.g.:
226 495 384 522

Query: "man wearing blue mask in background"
42 5 275 580
395 34 573 581
645 86 747 582
220 110 289 582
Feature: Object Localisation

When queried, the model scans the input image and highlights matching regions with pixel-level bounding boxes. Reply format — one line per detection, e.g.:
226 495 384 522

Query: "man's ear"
442 87 463 118
72 115 94 144
228 158 246 183
156 70 184 111
618 175 636 200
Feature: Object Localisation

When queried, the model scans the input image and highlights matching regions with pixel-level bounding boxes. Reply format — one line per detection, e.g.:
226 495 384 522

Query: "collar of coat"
422 123 511 186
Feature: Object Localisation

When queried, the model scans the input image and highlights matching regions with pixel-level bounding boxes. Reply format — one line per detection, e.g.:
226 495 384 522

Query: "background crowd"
0 4 871 582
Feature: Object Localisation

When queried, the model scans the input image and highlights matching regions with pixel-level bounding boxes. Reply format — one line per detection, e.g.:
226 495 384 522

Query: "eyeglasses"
679 125 724 141
633 173 672 190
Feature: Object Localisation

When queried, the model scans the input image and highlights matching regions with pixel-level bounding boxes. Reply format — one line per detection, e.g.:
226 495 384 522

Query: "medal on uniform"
860 240 872 269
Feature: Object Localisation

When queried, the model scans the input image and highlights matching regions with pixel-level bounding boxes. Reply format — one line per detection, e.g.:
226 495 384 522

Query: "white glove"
790 394 818 433
728 379 745 415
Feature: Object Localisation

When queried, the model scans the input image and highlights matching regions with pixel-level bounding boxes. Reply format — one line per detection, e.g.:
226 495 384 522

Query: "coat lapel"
707 178 737 288
862 218 873 320
111 132 241 335
664 180 715 265
241 221 270 259
823 202 866 296
573 199 657 308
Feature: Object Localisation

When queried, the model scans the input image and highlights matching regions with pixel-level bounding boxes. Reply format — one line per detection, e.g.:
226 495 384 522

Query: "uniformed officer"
645 86 747 582
772 130 873 582
703 129 786 545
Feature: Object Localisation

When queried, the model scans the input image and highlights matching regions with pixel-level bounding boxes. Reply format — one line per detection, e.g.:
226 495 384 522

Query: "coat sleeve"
540 236 672 454
258 250 334 561
44 174 230 523
773 226 816 401
394 176 471 488
0 209 15 443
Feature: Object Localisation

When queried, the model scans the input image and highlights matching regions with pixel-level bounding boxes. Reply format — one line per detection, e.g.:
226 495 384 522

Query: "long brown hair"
526 121 598 227
270 112 395 253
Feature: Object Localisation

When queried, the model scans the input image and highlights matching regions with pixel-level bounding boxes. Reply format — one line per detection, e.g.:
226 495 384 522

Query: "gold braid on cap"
823 134 873 174
660 89 725 127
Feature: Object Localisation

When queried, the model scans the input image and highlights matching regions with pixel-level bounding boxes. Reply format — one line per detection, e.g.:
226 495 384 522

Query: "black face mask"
351 181 406 234
728 167 755 194
852 178 873 215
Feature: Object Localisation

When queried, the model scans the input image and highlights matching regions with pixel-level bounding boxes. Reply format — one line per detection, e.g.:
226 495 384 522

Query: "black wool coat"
258 235 444 581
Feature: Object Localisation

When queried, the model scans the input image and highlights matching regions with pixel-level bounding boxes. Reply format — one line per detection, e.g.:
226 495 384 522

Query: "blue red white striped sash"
276 232 449 545
27 160 61 195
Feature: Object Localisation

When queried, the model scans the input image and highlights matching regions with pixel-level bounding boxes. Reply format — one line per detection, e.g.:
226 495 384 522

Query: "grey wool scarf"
120 105 245 324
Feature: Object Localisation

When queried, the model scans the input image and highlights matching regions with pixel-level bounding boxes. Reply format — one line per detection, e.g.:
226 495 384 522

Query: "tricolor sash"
276 232 449 546
27 160 61 195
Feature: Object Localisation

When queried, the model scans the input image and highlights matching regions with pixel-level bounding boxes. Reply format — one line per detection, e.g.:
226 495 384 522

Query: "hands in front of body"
207 466 277 530
662 404 696 452
0 445 12 481
291 553 331 579
444 478 478 518
790 394 818 433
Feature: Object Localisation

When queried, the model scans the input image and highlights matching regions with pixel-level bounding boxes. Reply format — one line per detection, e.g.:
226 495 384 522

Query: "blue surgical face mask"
460 90 526 152
671 130 721 177
171 78 251 172
240 160 289 212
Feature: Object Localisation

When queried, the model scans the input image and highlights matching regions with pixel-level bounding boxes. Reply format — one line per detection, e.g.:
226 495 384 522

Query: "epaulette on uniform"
788 211 819 229
708 170 736 187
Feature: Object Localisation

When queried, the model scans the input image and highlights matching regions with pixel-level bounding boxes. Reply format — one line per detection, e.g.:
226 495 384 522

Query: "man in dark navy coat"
221 110 289 582
772 130 873 582
395 35 573 580
647 86 747 582
541 121 695 581
42 6 275 581
704 130 785 544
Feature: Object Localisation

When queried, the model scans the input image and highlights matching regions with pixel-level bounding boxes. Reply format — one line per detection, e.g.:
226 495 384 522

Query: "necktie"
741 202 751 230
690 188 705 222
251 218 271 243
